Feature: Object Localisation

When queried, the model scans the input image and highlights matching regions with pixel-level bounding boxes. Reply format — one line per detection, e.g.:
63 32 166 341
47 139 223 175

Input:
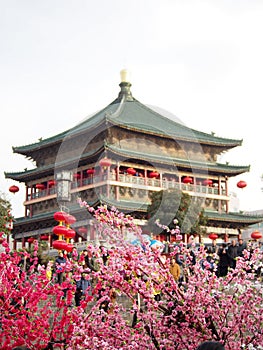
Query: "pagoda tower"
5 69 262 249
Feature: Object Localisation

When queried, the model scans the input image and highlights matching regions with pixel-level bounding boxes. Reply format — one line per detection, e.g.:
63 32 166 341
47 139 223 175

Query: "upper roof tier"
12 69 242 157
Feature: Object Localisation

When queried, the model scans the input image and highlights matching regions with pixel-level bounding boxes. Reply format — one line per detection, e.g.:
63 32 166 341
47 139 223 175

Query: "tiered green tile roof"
7 75 248 181
12 80 242 155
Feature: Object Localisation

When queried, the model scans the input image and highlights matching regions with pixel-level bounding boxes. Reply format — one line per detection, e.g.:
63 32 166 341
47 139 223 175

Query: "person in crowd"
227 239 238 269
18 248 31 273
71 246 79 262
99 245 109 265
74 272 91 306
63 249 70 261
185 244 197 277
74 280 82 307
81 249 98 271
201 254 216 273
196 341 225 349
169 257 181 282
46 260 54 281
55 251 67 284
210 240 218 254
237 238 247 257
175 251 185 286
217 243 230 277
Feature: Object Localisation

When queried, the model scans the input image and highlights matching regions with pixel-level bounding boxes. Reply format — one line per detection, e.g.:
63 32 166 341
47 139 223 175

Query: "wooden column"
225 176 229 213
116 163 120 201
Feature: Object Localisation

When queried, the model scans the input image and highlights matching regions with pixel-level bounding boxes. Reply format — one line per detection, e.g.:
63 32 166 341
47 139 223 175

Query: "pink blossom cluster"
0 203 263 349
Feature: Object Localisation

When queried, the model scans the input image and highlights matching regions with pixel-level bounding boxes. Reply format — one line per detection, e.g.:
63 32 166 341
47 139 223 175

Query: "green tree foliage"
147 188 207 235
0 192 13 236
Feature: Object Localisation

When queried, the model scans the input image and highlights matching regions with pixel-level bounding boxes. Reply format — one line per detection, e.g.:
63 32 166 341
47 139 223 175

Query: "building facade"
5 70 263 249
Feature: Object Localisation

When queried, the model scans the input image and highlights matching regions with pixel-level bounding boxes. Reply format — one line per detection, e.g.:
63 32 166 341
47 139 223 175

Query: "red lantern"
52 240 68 251
64 214 76 226
48 180 56 187
87 168 95 175
149 171 159 178
54 211 67 222
251 231 262 240
78 227 87 235
203 179 213 186
52 225 68 237
99 157 112 168
183 176 193 184
237 180 247 189
9 185 19 194
36 183 45 190
209 233 218 240
127 167 136 175
27 237 35 243
73 173 80 180
40 234 49 241
64 228 76 240
64 243 74 252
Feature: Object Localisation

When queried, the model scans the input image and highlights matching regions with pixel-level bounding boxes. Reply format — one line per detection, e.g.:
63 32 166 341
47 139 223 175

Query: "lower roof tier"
11 199 263 238
5 144 249 183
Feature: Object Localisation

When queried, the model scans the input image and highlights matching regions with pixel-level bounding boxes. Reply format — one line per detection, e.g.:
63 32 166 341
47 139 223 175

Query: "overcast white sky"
1 0 263 217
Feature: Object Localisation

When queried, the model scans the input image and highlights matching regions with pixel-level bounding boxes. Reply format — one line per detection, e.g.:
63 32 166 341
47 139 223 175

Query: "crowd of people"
168 238 263 284
44 236 263 310
208 238 263 278
51 246 100 307
47 243 232 349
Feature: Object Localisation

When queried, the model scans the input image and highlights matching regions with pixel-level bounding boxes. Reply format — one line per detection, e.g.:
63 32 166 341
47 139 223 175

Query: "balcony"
25 173 227 204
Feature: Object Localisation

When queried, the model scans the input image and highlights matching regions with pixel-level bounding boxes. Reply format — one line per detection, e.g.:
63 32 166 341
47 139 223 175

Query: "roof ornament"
120 68 131 83
117 68 133 102
106 69 132 119
107 93 125 119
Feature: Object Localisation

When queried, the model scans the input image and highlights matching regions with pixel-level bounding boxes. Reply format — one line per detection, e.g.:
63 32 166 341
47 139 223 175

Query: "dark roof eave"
5 143 250 183
205 210 263 224
12 116 108 156
99 196 148 212
5 144 106 182
107 145 250 175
